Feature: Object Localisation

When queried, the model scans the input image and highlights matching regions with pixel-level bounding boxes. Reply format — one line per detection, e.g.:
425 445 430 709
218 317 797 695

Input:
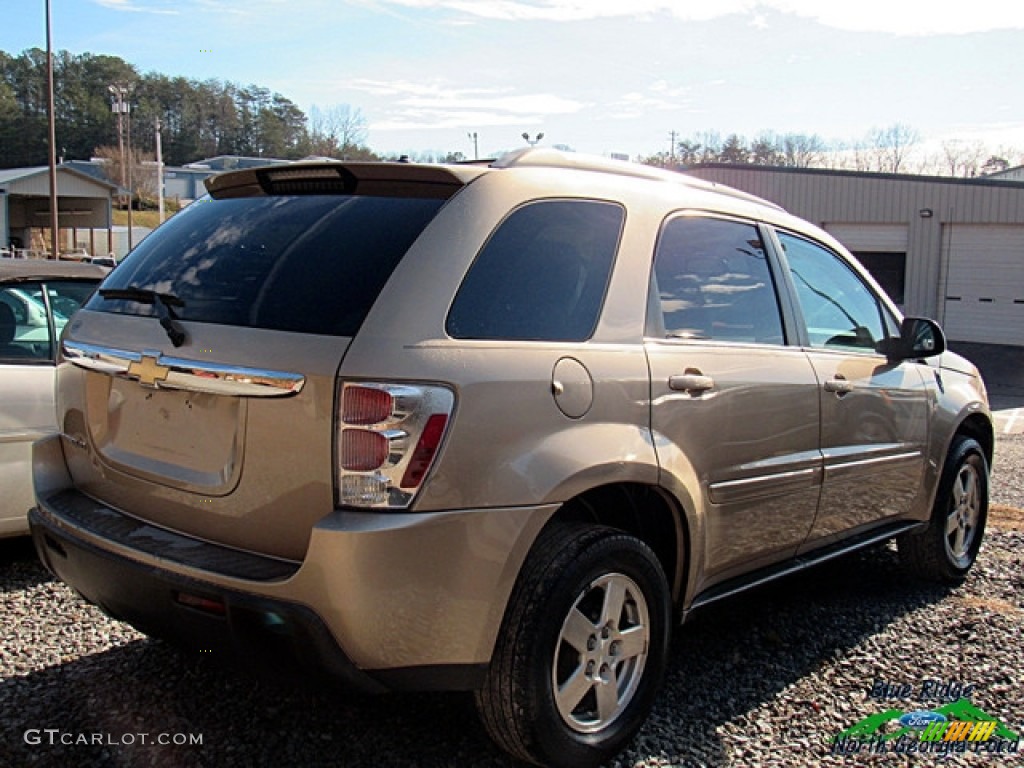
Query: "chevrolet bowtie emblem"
126 353 171 387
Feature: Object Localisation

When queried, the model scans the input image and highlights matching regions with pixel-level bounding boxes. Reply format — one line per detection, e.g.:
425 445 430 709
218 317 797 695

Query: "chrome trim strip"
823 451 921 481
63 341 305 397
0 427 54 444
711 467 817 491
708 467 818 504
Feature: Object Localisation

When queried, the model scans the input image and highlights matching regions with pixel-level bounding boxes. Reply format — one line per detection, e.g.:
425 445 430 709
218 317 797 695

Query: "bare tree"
866 123 920 173
93 144 157 206
843 140 874 172
781 133 827 168
307 104 368 158
939 139 986 177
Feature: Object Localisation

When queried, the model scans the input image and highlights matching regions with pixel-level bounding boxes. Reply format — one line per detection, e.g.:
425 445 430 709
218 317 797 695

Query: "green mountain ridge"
835 698 1019 742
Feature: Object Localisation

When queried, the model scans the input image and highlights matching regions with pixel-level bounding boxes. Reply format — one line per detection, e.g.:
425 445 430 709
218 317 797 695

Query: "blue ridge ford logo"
899 711 948 729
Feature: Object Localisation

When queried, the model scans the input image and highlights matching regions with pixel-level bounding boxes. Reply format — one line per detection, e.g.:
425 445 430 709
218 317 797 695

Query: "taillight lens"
342 386 393 425
400 414 448 488
336 382 453 509
340 429 390 471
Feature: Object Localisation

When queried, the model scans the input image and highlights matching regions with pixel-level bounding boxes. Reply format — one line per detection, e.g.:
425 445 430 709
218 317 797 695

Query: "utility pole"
467 131 479 160
109 84 132 250
669 130 678 164
126 96 133 250
45 0 59 258
155 118 165 224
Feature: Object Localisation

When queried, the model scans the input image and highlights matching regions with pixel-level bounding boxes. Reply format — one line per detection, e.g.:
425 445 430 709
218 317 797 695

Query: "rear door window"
88 194 446 336
446 199 624 341
652 215 785 344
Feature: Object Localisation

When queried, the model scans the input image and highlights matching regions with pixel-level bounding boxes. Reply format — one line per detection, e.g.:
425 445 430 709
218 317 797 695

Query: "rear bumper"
31 436 556 691
31 504 389 693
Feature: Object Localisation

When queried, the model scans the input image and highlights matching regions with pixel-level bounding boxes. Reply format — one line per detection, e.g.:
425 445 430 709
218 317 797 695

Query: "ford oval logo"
900 711 947 729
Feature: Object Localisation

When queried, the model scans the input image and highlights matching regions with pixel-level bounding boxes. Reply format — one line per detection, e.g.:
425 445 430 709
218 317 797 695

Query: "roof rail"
491 148 782 210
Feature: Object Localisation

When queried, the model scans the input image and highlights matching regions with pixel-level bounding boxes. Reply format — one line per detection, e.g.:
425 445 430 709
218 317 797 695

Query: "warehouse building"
0 166 115 257
684 164 1024 347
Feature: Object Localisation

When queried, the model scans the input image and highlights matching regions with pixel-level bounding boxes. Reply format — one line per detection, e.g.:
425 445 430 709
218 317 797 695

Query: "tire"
899 435 989 584
474 523 671 768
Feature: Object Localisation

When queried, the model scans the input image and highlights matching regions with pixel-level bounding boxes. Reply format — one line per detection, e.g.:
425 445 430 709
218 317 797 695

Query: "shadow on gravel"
0 543 952 768
618 543 953 767
0 536 53 590
0 632 509 768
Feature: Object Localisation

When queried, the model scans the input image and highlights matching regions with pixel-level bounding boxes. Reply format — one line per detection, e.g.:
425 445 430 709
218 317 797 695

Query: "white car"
0 260 105 537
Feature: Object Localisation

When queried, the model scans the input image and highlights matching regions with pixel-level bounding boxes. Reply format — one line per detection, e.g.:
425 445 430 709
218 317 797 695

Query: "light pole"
45 0 58 258
108 85 127 189
522 132 544 147
155 118 164 224
467 131 479 160
108 84 133 250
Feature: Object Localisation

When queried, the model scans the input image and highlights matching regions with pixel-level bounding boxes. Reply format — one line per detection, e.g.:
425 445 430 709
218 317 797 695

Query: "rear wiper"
98 287 187 347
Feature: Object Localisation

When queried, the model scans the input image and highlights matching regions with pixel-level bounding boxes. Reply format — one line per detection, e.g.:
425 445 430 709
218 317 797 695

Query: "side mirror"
877 317 946 360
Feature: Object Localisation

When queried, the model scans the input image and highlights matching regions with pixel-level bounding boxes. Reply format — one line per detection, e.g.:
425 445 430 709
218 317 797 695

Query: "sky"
3 0 1024 162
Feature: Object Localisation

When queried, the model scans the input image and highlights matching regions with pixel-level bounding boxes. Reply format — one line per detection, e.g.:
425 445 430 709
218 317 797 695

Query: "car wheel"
898 435 989 584
474 523 670 768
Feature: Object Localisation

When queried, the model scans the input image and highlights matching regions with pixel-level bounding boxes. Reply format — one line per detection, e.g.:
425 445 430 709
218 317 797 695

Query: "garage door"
825 224 908 252
942 225 1024 346
825 224 908 305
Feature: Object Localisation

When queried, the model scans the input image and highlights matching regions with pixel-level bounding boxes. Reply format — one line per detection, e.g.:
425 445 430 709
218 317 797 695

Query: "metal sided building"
0 166 116 257
684 164 1024 347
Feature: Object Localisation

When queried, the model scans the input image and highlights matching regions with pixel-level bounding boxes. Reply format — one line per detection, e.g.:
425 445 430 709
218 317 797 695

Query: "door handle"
669 372 715 394
823 375 853 395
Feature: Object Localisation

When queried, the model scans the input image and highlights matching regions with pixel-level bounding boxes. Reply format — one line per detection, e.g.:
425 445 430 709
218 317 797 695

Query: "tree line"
641 126 1020 178
0 48 375 170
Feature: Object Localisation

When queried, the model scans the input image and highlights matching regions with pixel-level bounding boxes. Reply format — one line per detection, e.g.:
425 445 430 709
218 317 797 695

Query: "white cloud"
607 80 693 119
97 0 315 17
373 0 749 22
770 0 1024 36
348 79 458 97
373 0 1024 35
351 78 586 131
94 0 179 14
371 111 542 131
401 92 584 114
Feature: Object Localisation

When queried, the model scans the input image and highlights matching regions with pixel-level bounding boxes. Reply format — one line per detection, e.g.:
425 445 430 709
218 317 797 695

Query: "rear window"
89 194 446 336
446 199 624 341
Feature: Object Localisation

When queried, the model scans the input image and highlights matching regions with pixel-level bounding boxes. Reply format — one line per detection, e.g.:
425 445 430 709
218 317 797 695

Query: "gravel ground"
992 434 1024 509
1 435 1021 768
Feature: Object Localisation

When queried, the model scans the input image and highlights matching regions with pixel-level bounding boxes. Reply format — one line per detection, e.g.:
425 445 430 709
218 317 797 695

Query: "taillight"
400 413 448 488
342 386 393 425
340 429 391 471
336 383 454 509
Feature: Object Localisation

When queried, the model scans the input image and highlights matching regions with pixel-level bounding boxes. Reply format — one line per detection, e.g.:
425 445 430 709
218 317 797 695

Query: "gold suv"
31 150 993 767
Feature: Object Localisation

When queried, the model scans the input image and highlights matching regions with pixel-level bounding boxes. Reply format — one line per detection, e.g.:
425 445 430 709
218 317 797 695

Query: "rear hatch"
57 162 478 561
